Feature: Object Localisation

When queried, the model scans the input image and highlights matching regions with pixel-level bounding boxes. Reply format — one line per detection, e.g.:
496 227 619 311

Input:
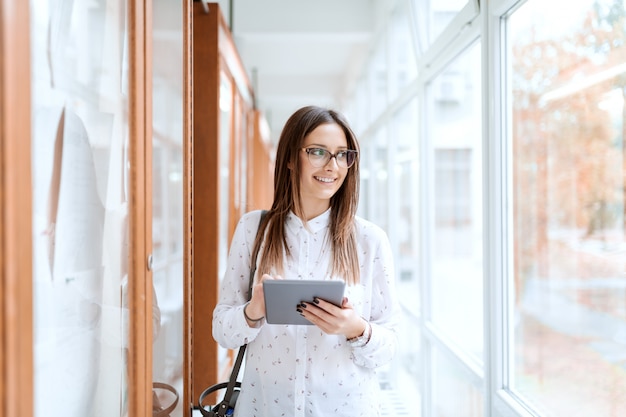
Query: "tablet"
263 280 346 325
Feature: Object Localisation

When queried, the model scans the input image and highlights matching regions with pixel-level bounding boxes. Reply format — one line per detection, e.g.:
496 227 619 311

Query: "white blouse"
213 209 401 417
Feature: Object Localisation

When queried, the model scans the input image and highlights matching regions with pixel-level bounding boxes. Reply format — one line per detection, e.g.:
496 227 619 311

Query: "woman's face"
298 122 350 215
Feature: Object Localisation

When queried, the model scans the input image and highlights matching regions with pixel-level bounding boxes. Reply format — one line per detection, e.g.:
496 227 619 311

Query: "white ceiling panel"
214 0 391 142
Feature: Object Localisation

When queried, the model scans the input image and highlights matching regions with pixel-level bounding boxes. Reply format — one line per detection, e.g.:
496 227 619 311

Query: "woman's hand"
244 273 281 326
300 297 366 339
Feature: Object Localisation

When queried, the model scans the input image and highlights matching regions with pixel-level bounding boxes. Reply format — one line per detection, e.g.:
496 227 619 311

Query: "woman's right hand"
245 273 281 326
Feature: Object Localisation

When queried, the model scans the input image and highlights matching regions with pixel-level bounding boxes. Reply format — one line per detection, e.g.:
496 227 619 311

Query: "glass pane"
428 42 483 360
384 98 421 414
350 76 369 135
30 1 129 415
384 317 422 416
239 103 248 213
218 74 232 281
389 2 419 103
152 0 184 414
357 123 370 220
508 0 626 415
394 98 421 316
216 74 234 375
411 0 472 53
432 348 483 417
360 128 389 233
368 37 388 121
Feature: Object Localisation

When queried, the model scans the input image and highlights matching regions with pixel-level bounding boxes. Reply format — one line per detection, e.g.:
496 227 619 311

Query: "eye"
343 150 357 167
309 148 327 157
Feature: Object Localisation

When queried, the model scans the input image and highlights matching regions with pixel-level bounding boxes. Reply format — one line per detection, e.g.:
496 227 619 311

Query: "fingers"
247 274 274 319
297 301 332 330
248 274 282 314
257 273 283 285
259 273 268 282
299 297 357 335
311 296 342 312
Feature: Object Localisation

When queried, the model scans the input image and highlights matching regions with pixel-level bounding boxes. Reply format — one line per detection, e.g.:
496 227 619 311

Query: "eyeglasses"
301 147 358 168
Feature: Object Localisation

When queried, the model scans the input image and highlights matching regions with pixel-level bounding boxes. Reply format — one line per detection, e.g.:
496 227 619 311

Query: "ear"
287 161 294 170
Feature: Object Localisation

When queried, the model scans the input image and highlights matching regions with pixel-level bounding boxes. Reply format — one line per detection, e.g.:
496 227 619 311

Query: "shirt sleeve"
212 210 265 349
350 223 402 368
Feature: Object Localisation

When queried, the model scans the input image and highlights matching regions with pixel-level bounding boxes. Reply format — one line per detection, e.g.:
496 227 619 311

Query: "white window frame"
419 31 484 417
485 0 547 416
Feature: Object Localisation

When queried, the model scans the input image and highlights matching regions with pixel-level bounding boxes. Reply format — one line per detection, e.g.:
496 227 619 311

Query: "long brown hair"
253 106 361 285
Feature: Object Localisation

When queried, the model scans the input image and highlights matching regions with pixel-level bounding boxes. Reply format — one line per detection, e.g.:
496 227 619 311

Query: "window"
361 126 390 229
389 3 419 103
410 0 479 59
368 37 388 121
507 0 626 415
428 41 483 362
425 40 483 417
390 97 422 410
346 0 626 415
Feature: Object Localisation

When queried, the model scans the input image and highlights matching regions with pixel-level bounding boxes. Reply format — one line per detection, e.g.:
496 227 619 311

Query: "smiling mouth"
314 176 335 183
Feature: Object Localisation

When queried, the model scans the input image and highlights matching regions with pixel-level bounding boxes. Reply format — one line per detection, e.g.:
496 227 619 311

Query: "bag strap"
152 382 179 417
215 210 267 417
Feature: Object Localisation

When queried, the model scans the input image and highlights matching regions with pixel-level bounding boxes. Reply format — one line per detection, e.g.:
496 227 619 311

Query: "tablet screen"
263 280 346 325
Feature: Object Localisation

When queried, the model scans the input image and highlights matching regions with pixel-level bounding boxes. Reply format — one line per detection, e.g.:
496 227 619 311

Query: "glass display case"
30 1 131 415
0 0 156 415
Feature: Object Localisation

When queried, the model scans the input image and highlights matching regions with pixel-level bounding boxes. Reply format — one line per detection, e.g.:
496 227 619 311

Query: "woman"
213 105 401 417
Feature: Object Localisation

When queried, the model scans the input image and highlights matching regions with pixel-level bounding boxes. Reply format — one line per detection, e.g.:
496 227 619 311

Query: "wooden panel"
0 1 33 416
191 2 221 403
127 0 153 416
182 0 193 414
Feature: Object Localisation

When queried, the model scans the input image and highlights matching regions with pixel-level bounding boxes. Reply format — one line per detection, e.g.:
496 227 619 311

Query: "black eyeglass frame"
301 147 358 168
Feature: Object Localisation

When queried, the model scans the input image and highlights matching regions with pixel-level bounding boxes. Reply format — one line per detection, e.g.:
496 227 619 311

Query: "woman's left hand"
300 297 366 339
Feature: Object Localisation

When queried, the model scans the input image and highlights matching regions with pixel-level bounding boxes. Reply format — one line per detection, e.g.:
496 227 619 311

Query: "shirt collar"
286 208 331 235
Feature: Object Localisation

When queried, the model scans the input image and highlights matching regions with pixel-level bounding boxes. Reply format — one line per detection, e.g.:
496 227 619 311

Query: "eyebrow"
302 144 349 149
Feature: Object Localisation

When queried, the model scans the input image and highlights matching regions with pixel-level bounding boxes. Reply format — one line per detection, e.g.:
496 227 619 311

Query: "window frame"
411 0 481 65
485 1 543 416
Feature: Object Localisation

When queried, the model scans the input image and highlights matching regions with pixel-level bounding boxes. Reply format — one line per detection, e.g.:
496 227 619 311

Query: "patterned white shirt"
213 209 401 417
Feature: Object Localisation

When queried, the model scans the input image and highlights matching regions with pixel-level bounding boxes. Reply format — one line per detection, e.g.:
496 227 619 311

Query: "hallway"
2 1 626 416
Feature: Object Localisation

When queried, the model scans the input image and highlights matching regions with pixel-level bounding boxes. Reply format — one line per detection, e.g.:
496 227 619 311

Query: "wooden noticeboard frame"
127 0 154 416
0 1 33 416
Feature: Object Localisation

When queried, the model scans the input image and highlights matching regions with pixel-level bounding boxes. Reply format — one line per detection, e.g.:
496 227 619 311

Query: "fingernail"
296 308 302 313
313 298 319 304
298 303 306 309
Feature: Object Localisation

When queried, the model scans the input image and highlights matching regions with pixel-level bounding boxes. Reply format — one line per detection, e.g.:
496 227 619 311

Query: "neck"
301 203 330 221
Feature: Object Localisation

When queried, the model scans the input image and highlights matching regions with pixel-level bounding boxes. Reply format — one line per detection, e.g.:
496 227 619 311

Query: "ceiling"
215 0 392 143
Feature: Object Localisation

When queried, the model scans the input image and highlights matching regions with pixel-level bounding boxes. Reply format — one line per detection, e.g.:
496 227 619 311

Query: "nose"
325 155 340 168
